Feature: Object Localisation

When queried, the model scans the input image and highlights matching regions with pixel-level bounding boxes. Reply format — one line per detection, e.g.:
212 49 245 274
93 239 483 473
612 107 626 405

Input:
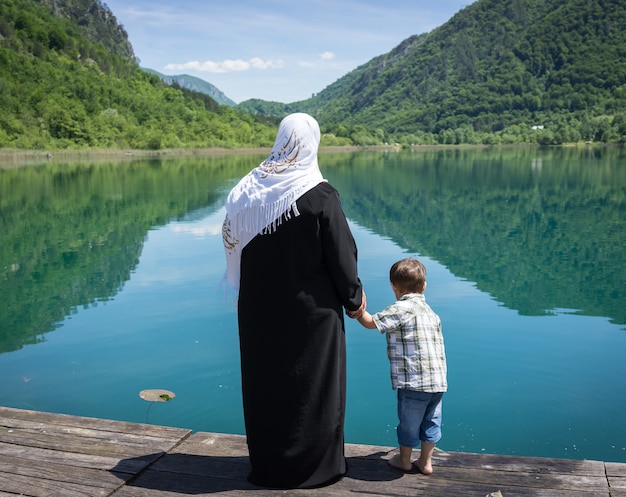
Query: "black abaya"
237 182 363 489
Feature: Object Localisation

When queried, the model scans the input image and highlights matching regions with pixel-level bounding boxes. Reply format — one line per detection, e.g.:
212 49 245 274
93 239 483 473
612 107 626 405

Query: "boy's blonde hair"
390 258 427 294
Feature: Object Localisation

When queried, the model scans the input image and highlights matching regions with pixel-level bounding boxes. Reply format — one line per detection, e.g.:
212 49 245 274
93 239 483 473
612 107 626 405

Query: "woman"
223 113 365 489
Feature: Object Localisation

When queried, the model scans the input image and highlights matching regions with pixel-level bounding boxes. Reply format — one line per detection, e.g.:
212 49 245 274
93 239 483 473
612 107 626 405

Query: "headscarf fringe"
230 192 302 236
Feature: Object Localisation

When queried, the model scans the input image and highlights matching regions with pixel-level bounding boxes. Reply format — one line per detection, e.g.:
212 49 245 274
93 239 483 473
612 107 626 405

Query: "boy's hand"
357 311 377 330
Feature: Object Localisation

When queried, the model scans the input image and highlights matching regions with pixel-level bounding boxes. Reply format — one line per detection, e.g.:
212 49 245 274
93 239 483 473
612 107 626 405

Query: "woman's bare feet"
388 453 413 471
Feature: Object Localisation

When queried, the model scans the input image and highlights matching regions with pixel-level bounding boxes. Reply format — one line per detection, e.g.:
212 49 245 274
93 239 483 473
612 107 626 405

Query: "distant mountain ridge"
143 69 236 107
1 0 625 149
238 0 626 143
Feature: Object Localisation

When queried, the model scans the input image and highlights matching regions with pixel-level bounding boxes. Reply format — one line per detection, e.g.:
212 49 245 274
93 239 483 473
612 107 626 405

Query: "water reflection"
2 148 625 355
326 147 626 326
0 155 263 353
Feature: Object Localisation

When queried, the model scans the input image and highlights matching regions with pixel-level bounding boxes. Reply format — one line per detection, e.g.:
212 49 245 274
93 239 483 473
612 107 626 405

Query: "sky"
103 1 473 104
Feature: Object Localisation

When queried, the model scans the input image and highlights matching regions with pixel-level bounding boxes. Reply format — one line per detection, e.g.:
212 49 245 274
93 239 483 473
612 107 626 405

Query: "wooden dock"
1 406 624 496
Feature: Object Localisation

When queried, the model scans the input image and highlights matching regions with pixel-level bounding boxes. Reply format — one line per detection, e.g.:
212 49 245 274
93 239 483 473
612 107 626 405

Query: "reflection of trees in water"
2 148 623 355
0 155 262 353
327 147 626 326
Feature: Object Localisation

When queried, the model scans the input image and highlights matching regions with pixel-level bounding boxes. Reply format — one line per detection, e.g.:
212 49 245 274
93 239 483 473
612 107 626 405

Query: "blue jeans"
396 389 444 448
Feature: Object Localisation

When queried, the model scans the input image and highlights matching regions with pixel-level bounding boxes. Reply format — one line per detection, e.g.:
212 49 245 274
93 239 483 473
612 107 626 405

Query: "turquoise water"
1 147 625 463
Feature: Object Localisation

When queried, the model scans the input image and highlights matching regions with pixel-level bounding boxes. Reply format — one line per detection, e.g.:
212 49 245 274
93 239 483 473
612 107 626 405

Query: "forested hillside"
240 0 626 146
0 0 278 150
2 0 625 150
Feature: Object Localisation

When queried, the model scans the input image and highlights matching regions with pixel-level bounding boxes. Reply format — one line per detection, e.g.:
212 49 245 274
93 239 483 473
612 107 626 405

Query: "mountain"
2 0 625 150
143 69 237 107
239 0 626 145
40 0 136 61
0 0 277 150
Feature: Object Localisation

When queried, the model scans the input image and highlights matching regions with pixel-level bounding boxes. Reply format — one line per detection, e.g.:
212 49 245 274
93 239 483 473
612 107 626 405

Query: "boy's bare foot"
388 453 413 471
414 460 433 475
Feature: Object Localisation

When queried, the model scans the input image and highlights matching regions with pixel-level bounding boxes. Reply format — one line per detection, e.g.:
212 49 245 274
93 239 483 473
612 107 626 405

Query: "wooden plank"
174 432 395 460
0 440 159 473
0 471 120 497
0 441 153 496
0 416 188 458
168 432 250 458
429 450 606 476
0 453 129 486
0 414 187 444
608 462 626 477
0 406 189 439
392 465 607 492
332 477 607 497
607 461 626 495
318 474 604 497
609 476 626 489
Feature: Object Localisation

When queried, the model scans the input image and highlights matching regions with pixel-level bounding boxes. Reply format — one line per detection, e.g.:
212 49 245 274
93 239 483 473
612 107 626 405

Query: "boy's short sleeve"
372 304 404 335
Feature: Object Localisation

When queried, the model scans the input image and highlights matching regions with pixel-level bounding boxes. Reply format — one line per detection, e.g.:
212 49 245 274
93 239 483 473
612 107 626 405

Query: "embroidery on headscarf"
222 113 325 291
259 129 300 176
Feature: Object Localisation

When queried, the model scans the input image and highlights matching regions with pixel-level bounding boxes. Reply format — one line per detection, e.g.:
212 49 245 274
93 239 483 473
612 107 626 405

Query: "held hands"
347 290 377 329
346 289 367 319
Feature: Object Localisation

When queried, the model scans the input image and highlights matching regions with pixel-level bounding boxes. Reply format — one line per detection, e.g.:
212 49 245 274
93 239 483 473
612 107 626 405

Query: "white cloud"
249 57 284 69
297 51 337 68
165 58 284 74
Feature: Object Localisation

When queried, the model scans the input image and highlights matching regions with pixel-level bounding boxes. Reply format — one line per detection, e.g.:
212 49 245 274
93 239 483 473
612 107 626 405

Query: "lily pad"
139 389 176 402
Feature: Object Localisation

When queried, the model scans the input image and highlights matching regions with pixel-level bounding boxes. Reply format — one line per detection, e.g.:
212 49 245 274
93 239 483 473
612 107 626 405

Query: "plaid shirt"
373 293 447 392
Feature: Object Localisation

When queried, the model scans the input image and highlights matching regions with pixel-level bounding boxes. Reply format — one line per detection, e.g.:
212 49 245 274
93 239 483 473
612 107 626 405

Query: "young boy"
357 258 447 474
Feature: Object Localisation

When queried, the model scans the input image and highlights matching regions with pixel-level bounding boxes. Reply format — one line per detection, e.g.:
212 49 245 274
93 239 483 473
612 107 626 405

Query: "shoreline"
0 145 408 168
0 146 269 164
0 142 614 168
0 145 369 166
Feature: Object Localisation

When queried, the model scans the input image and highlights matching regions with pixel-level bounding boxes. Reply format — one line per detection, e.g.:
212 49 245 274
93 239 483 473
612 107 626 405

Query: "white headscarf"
222 113 325 289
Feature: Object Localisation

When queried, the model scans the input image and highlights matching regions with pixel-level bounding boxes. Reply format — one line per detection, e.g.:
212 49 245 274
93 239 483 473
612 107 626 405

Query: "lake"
1 146 625 464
